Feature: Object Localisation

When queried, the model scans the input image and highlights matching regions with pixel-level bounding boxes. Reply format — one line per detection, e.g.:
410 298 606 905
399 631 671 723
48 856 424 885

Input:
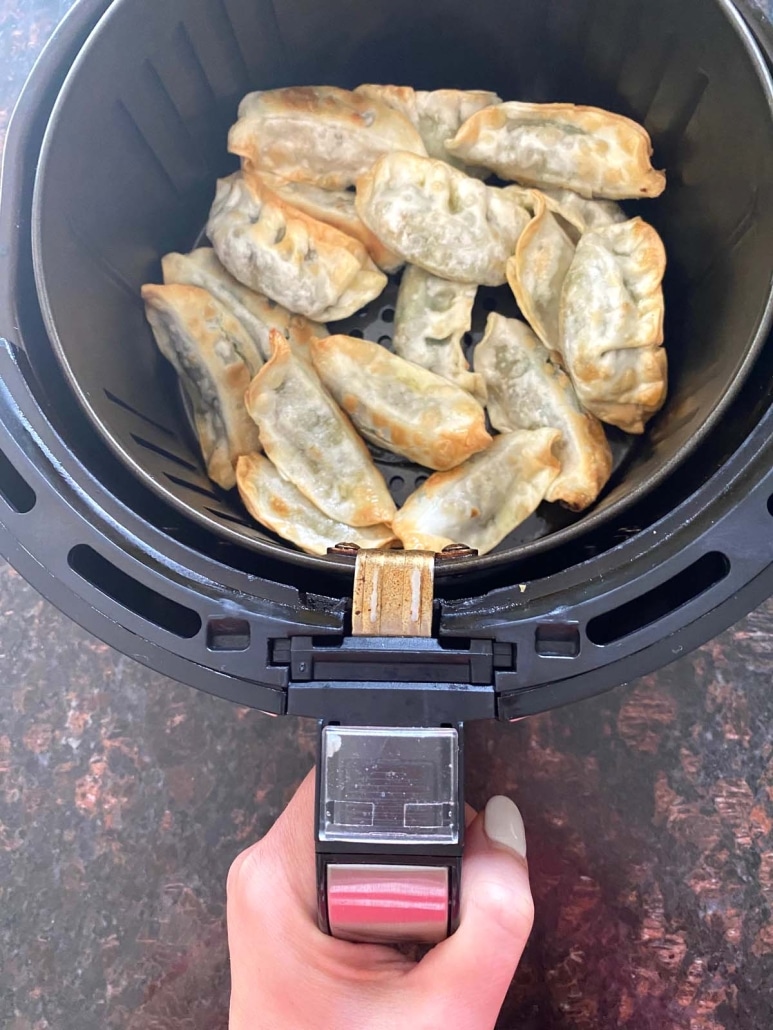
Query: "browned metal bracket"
351 550 436 637
328 543 479 639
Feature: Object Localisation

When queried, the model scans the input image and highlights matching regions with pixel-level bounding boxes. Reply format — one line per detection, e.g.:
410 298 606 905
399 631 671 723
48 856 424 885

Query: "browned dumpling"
245 331 396 527
393 265 484 402
207 173 387 322
310 334 492 471
356 152 536 286
538 187 627 236
392 429 561 555
474 314 612 511
506 197 576 353
559 217 668 434
161 248 326 362
141 284 262 490
354 85 501 177
229 86 427 190
256 174 403 273
236 453 396 556
447 102 666 199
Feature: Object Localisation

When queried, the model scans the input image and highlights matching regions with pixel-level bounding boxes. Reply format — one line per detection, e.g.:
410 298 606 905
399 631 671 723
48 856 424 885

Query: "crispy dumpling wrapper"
229 86 427 190
447 101 666 200
162 248 326 362
392 429 561 555
245 331 396 527
354 85 501 177
475 314 612 511
256 173 403 273
310 334 492 471
559 217 668 434
506 199 576 353
236 453 396 556
207 173 387 322
356 152 535 286
141 284 262 490
393 265 485 401
539 187 627 237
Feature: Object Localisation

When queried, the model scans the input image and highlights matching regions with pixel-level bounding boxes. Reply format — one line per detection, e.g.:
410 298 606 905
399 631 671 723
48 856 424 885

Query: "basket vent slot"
207 617 250 651
165 473 221 501
0 449 36 514
131 433 199 472
587 551 730 646
115 99 183 200
68 544 201 638
535 624 581 658
205 507 252 528
105 390 177 437
664 70 709 144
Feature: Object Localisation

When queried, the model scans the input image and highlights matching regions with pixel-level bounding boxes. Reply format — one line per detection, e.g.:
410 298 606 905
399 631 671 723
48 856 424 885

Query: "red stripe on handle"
327 865 449 939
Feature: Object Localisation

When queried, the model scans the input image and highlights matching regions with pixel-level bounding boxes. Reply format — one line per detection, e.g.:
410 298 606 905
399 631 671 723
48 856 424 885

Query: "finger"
228 767 318 925
228 768 413 976
411 796 534 1027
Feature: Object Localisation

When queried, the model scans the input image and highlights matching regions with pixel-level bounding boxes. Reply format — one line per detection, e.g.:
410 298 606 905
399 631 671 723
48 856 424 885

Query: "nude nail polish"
484 795 527 859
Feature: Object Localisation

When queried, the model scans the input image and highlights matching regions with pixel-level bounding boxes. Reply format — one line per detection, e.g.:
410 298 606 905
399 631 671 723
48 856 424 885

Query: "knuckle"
226 850 248 897
227 843 272 912
472 875 535 941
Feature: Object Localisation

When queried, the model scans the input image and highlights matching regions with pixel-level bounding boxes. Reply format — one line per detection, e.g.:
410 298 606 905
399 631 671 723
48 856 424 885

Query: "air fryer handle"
315 722 464 944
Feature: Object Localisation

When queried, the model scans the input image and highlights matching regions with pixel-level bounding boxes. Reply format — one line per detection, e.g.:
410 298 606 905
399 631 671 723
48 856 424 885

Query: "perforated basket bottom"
177 264 638 557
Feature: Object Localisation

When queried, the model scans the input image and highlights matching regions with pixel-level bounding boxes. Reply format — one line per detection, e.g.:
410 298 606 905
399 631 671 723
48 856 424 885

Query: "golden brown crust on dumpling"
559 217 668 434
141 283 262 490
256 172 403 273
236 452 396 555
392 429 561 555
355 152 534 286
207 173 387 322
506 198 576 353
310 334 492 471
447 102 666 200
229 86 427 190
474 314 612 510
245 331 396 527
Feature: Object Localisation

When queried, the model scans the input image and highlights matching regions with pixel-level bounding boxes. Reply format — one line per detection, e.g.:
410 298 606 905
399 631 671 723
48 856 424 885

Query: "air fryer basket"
0 0 770 724
31 0 773 572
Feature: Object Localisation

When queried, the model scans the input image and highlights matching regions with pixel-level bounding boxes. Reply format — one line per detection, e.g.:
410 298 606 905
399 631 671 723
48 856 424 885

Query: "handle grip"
315 723 464 944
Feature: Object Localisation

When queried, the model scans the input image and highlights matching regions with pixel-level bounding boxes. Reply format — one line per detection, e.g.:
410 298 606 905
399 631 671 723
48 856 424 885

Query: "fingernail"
484 796 527 859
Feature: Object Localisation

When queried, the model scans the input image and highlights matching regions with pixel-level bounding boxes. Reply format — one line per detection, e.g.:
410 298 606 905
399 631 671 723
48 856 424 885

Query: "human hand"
227 771 534 1030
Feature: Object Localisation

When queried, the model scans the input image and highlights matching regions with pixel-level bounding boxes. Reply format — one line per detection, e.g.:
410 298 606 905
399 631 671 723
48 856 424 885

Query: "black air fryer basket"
0 0 772 941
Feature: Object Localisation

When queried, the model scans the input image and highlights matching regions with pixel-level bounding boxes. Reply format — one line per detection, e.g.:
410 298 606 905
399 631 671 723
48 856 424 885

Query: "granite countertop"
1 3 773 1029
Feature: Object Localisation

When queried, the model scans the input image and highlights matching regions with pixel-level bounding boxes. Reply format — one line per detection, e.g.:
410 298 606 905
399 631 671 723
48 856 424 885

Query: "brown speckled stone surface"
1 3 773 1029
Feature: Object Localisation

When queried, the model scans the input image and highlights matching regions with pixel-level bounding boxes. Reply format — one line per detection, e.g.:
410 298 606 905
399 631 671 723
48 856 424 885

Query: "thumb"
412 796 534 1028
